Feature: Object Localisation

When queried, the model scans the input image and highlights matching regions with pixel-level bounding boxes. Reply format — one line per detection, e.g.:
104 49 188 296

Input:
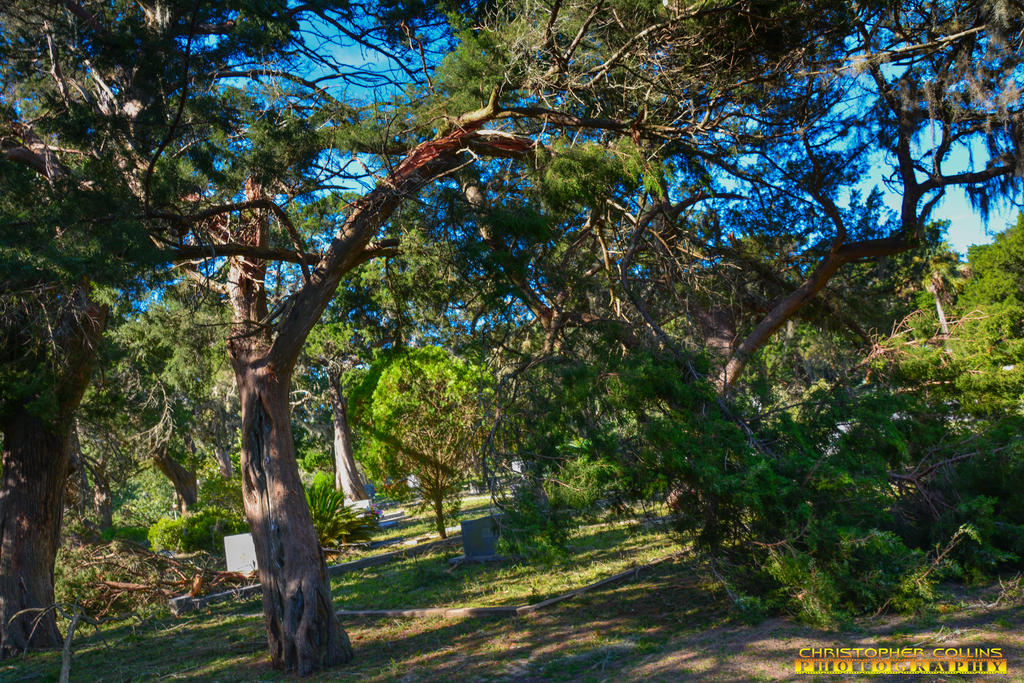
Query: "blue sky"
932 189 1018 256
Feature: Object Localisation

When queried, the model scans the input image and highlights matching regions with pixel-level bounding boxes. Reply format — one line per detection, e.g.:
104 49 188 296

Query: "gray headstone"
346 498 372 511
224 533 258 573
460 516 499 558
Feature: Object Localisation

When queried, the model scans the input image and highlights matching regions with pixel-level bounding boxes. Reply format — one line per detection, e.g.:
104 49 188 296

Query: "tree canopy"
354 346 493 537
2 0 1024 674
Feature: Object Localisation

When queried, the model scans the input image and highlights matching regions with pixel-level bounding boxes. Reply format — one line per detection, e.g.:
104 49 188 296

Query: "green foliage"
763 530 930 627
534 139 662 212
304 479 378 547
494 333 1016 624
311 470 334 492
432 27 513 121
113 468 178 528
147 507 247 554
353 346 492 536
493 348 749 546
499 482 572 561
877 219 1024 419
197 475 245 520
546 440 620 510
861 219 1024 579
297 438 334 475
99 524 150 546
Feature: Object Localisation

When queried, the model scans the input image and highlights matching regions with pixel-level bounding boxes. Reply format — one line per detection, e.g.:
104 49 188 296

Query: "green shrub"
762 529 932 627
197 474 245 519
100 524 149 545
305 480 378 547
311 470 333 491
299 447 333 474
499 480 573 561
147 507 247 554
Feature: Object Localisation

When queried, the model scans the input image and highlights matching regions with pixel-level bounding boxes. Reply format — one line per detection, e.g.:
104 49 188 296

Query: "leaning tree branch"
265 125 538 372
166 243 320 265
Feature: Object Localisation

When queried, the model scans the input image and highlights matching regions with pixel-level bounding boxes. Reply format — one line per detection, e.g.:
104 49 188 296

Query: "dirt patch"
624 605 1024 682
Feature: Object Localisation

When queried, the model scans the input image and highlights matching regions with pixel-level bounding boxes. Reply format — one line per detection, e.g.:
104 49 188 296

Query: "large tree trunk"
0 289 104 657
152 446 198 515
223 179 351 674
215 444 234 479
235 362 352 673
0 411 72 656
210 132 521 674
208 409 235 478
65 425 91 516
328 377 367 501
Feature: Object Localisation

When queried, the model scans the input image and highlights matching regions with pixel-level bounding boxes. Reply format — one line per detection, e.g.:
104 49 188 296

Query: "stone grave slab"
224 532 258 573
450 515 504 565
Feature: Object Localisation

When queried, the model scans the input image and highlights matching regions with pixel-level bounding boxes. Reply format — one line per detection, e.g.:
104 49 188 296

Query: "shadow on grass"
7 539 1023 682
329 524 676 610
0 556 714 682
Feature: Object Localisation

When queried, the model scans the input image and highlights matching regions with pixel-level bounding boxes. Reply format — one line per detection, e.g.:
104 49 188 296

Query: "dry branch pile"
56 538 255 618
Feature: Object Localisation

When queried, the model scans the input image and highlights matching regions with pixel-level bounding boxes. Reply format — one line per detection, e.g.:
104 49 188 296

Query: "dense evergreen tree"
2 0 1023 671
354 347 492 538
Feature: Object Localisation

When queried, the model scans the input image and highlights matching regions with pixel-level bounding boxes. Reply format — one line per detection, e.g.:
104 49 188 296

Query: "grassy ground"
7 499 1024 682
331 521 679 610
7 562 1024 681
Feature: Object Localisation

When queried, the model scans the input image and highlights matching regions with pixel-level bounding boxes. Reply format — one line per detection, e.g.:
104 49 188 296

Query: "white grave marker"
224 533 258 573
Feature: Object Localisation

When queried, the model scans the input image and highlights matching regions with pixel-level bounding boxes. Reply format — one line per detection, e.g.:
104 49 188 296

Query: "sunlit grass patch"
330 520 680 610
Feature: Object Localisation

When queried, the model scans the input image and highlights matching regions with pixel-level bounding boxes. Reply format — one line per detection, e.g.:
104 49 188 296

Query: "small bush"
197 475 245 519
311 470 333 491
498 480 573 561
100 523 150 545
147 507 247 554
305 480 378 547
299 447 333 474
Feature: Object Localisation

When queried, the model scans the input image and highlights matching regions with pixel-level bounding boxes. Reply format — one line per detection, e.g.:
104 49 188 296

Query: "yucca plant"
304 481 378 547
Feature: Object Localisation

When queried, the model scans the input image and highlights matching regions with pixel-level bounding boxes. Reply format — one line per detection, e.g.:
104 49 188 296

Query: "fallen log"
99 580 155 591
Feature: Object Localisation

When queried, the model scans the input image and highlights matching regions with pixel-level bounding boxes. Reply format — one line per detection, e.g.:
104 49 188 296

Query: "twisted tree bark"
211 129 531 674
0 291 105 657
